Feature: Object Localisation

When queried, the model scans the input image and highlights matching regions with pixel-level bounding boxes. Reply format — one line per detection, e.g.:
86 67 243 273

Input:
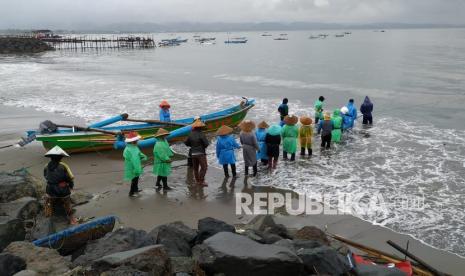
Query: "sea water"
1 29 464 257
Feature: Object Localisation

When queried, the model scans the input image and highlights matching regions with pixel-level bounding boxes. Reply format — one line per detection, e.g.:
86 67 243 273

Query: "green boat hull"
36 104 252 153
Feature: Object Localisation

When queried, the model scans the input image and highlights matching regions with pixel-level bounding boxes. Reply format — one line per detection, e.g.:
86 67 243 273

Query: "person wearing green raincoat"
123 131 148 197
153 128 173 190
281 115 299 161
331 109 343 143
314 96 325 124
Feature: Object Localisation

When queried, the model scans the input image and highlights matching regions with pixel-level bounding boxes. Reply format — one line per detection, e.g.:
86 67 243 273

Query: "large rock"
13 270 37 276
70 191 93 206
100 266 148 276
92 245 171 275
0 217 26 250
0 171 44 203
192 232 304 276
0 197 41 220
149 221 197 257
294 226 329 245
0 253 27 276
4 241 72 275
0 38 53 54
170 257 195 274
196 217 235 243
245 215 291 239
73 227 156 266
296 245 350 275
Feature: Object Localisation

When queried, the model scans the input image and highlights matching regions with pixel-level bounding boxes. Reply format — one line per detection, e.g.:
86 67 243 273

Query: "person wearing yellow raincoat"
153 128 173 190
299 116 313 156
123 131 148 197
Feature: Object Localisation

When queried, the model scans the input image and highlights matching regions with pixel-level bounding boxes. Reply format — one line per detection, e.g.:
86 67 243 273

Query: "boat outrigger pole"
88 113 128 128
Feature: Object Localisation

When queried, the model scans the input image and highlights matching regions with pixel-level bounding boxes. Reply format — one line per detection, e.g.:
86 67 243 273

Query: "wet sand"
1 104 464 274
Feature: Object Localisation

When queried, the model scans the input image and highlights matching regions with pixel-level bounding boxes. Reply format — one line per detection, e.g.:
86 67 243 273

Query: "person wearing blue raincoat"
159 100 171 122
343 99 357 130
216 125 240 177
360 96 374 125
255 121 269 165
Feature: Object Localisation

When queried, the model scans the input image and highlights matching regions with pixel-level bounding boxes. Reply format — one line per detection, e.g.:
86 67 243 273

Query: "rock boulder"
294 226 329 245
4 241 72 275
296 245 350 275
73 227 156 266
92 245 171 275
196 217 235 243
0 253 27 276
0 171 43 203
0 217 26 251
193 232 303 276
149 221 197 257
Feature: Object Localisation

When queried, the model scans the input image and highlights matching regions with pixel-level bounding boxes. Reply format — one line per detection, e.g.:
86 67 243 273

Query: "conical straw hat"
300 116 312 126
239 120 256 132
154 128 170 138
45 145 70 157
217 125 233 136
257 121 269 129
192 120 206 129
284 115 298 125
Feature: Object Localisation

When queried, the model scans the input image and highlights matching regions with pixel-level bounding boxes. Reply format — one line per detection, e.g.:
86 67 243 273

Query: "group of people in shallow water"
43 97 374 214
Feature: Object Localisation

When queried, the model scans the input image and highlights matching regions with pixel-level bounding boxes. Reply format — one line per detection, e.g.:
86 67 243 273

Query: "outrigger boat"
25 98 255 154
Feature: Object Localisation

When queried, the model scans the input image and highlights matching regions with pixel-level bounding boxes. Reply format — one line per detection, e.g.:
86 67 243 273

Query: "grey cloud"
0 0 464 29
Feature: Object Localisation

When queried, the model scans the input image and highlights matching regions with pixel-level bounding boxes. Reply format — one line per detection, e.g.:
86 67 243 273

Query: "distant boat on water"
344 31 352 35
225 37 248 44
309 35 320 39
274 34 288 41
261 32 272 36
319 34 329 38
335 34 345 38
196 37 216 43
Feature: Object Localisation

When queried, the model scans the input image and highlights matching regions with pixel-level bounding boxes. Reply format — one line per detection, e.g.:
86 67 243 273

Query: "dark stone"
296 245 350 275
192 232 304 276
294 226 330 245
101 266 148 276
245 215 291 239
0 253 26 276
149 221 197 257
0 38 53 54
4 241 72 275
355 263 407 276
0 197 41 220
0 171 43 203
92 245 171 275
170 257 195 274
0 216 26 251
196 217 235 243
73 227 156 266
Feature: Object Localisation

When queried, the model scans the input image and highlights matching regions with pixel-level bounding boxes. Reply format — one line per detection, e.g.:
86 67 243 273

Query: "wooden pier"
40 35 156 50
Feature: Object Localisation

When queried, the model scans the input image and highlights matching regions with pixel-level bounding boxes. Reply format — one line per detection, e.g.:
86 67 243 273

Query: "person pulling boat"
159 100 171 122
152 128 173 191
123 131 147 197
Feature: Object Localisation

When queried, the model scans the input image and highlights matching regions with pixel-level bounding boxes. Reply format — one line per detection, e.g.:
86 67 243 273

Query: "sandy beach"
1 104 464 274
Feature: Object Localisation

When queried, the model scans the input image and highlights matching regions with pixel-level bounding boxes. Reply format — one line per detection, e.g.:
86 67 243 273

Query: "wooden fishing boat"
32 215 116 254
26 98 255 153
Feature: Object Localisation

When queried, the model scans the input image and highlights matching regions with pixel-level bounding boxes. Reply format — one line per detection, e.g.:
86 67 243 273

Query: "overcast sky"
1 0 465 29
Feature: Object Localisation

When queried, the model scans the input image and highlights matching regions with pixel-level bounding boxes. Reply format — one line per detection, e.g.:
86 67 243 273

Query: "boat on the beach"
26 99 255 153
33 215 116 254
